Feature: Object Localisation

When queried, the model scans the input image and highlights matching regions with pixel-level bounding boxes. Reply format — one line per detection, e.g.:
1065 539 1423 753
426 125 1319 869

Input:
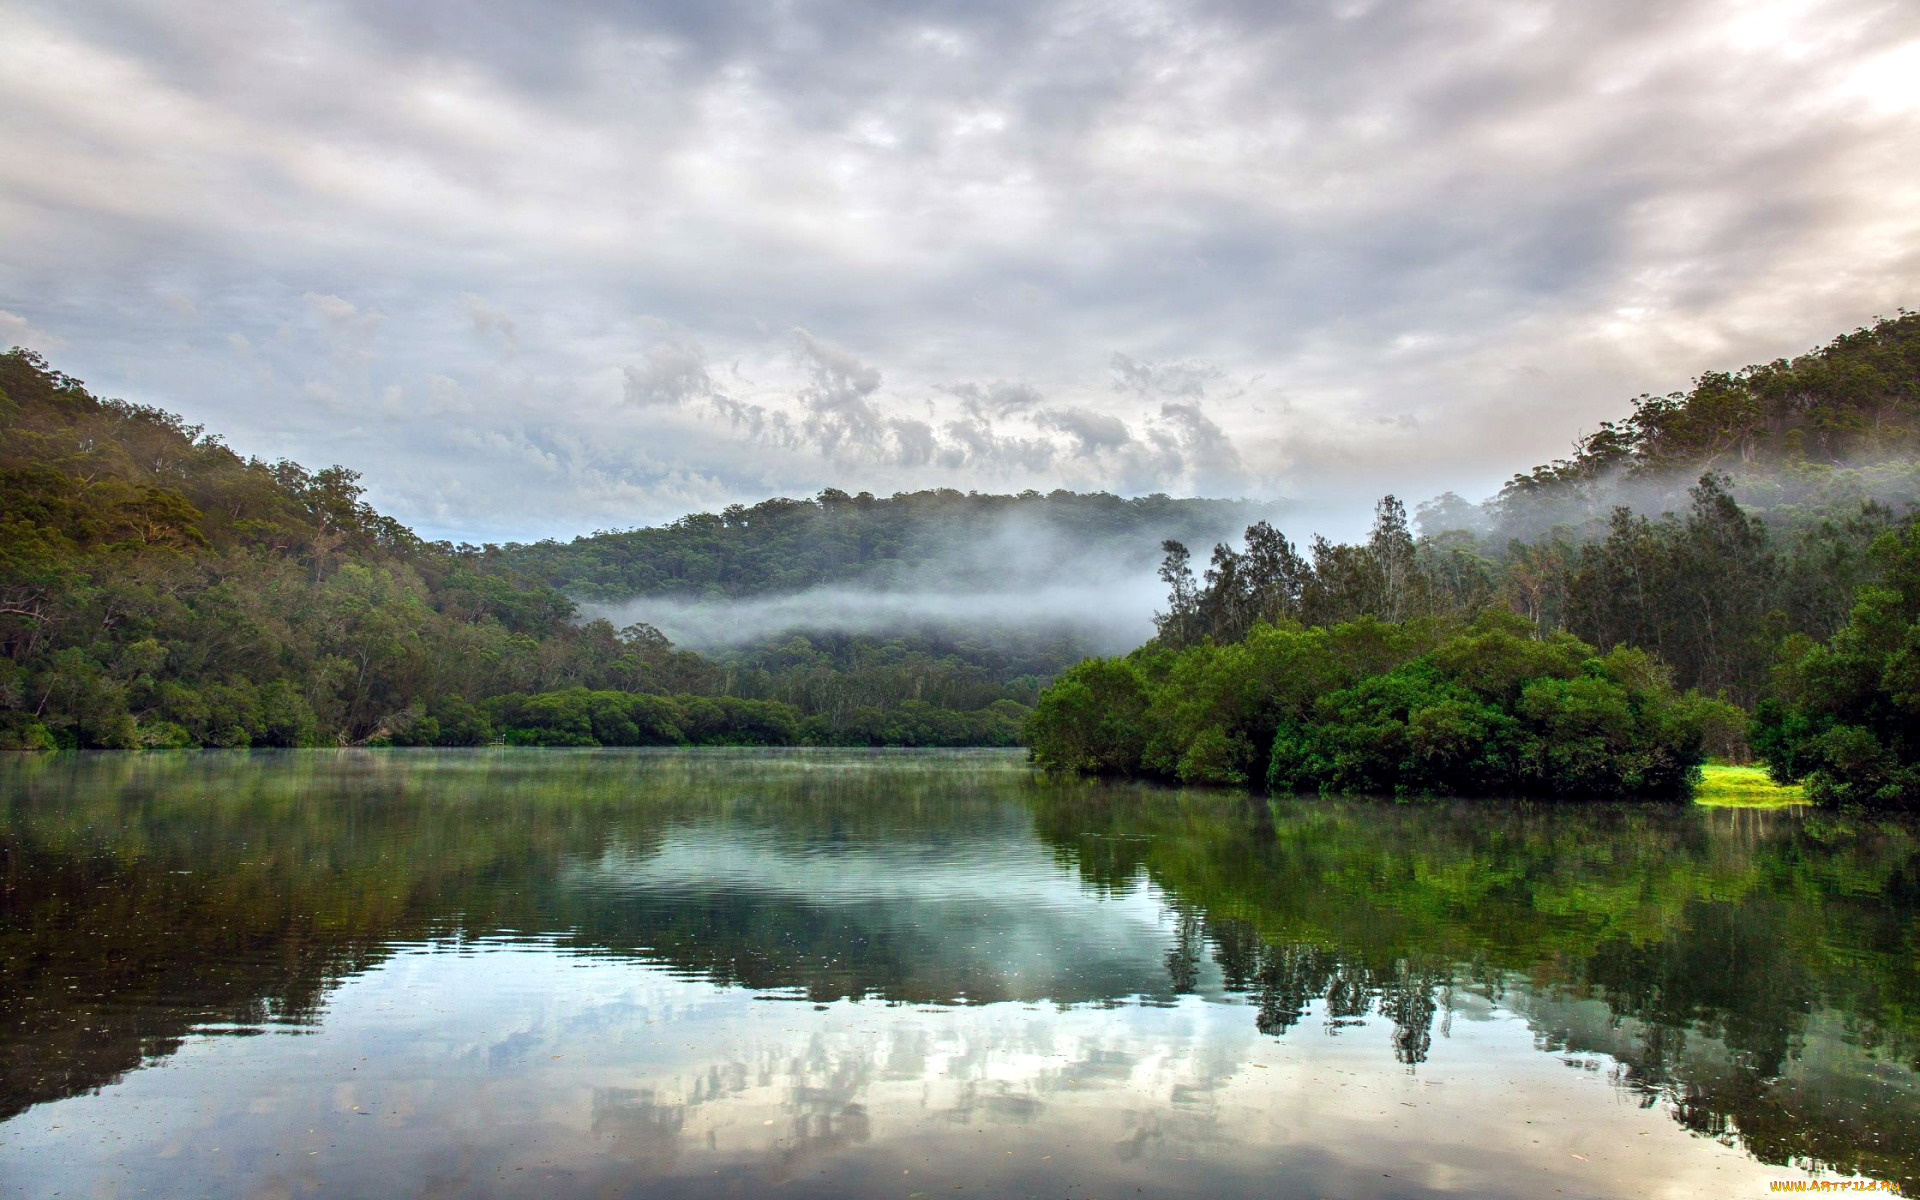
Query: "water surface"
2 749 1916 1198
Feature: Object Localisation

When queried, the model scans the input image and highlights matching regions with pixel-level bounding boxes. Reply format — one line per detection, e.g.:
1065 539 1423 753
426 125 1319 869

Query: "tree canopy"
1027 612 1709 797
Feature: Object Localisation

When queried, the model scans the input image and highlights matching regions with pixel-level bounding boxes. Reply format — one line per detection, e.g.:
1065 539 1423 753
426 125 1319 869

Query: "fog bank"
586 575 1167 654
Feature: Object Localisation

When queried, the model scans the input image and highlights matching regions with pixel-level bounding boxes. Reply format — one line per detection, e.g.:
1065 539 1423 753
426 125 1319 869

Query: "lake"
2 748 1915 1198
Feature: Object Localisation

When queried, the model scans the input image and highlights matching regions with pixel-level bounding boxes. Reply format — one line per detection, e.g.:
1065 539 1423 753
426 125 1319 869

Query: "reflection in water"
0 748 1916 1198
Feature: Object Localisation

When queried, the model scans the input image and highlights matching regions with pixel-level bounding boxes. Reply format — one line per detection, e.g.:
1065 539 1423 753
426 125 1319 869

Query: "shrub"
1030 612 1705 799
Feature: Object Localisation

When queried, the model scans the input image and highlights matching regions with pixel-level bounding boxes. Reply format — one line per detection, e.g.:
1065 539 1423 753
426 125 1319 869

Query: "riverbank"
1696 763 1807 807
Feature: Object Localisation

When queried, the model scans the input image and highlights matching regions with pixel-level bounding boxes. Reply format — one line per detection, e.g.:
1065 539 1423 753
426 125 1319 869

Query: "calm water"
2 750 1916 1199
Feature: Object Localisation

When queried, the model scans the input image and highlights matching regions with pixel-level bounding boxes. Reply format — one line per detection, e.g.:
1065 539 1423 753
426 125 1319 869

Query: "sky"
2 0 1917 544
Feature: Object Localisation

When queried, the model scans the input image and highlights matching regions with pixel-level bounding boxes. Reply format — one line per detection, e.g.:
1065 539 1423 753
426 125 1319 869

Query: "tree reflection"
2 751 1917 1189
1029 781 1920 1187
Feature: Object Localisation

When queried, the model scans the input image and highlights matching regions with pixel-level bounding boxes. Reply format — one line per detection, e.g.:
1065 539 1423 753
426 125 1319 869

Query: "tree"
1153 539 1203 647
1024 658 1150 774
1368 495 1421 621
1242 520 1309 625
1753 517 1920 807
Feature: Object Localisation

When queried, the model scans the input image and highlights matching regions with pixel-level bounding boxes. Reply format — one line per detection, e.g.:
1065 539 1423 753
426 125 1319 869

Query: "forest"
6 309 1920 804
1030 312 1920 806
0 349 1048 750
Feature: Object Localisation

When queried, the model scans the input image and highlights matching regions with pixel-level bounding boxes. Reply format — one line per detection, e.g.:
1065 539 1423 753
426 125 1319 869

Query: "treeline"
1753 518 1920 806
1029 612 1716 797
491 486 1253 600
0 349 1026 750
1155 476 1896 706
1035 312 1920 805
382 685 1024 749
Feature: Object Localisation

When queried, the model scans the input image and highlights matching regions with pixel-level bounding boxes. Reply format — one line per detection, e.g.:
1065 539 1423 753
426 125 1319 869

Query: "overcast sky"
3 0 1917 543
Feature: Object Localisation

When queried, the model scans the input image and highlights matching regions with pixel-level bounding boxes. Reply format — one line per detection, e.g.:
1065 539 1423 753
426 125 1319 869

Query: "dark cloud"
945 381 1046 419
1 0 1915 540
1037 406 1133 455
623 341 719 409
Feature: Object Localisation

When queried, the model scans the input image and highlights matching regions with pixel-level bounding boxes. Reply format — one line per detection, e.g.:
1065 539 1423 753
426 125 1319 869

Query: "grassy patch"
1695 763 1807 808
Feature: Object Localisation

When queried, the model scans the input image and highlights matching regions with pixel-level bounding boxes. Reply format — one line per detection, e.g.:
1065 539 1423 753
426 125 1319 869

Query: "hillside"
1474 311 1920 540
1513 311 1918 484
491 488 1257 602
0 350 1029 749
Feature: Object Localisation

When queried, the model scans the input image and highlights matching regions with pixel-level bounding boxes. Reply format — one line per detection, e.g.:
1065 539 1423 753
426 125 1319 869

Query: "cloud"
1036 406 1133 455
0 309 66 352
462 294 518 354
0 0 1915 541
1154 400 1247 490
945 381 1046 418
1109 353 1225 401
793 330 891 457
623 340 719 408
305 293 380 338
605 328 1249 490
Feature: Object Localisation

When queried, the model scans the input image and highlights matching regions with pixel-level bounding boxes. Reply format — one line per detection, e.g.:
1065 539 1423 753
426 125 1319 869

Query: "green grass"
1695 763 1808 808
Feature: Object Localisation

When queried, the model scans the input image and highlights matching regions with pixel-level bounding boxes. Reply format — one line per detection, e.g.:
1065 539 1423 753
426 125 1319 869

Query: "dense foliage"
1028 611 1708 797
1752 517 1920 807
1157 477 1900 710
0 350 1027 749
1266 631 1702 798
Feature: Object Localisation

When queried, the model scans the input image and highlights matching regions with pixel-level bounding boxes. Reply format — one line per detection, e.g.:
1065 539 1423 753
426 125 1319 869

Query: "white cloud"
0 309 66 352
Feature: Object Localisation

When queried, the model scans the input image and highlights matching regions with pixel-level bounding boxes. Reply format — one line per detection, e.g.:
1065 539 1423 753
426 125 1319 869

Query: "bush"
137 719 195 749
1272 636 1701 798
1025 658 1151 774
1030 612 1706 799
0 714 56 751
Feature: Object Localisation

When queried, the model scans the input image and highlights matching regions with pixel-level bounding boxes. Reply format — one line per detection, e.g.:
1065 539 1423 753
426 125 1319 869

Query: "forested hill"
491 489 1257 602
0 348 687 749
1470 311 1920 539
1521 310 1917 480
1025 310 1920 803
0 349 1035 750
1115 314 1920 716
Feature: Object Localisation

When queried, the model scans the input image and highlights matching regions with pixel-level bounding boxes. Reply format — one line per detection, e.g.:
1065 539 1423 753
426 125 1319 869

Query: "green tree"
1753 517 1920 807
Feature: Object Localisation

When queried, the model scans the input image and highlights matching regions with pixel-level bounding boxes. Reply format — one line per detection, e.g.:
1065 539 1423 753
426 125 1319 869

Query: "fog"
1420 456 1920 545
587 576 1169 654
577 500 1278 653
574 452 1920 657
